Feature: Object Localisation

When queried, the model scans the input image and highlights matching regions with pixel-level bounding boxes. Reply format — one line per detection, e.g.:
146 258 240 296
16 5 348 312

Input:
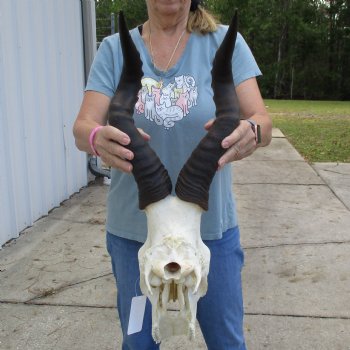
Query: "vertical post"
290 66 294 100
80 0 97 83
111 13 115 34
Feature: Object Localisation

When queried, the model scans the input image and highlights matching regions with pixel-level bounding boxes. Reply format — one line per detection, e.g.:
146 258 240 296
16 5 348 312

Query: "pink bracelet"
89 126 103 156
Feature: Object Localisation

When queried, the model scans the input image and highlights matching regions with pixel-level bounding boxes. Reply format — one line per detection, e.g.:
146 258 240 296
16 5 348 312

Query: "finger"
221 124 245 149
103 140 134 161
218 145 240 169
137 128 151 141
99 149 133 173
113 158 133 173
95 126 134 159
204 119 215 130
103 125 131 145
219 135 258 168
108 157 133 173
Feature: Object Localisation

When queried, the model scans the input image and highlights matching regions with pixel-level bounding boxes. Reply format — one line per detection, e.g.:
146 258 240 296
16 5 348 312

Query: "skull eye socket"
165 262 181 273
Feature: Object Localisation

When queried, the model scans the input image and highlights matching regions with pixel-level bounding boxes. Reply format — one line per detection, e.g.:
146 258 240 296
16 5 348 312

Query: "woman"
73 0 272 349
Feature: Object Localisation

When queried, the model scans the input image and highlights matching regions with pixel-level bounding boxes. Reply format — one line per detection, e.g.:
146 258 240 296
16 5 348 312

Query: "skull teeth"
158 279 190 311
169 281 177 302
178 283 185 310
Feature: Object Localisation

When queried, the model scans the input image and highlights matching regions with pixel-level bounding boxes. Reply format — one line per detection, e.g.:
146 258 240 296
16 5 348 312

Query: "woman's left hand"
205 119 257 170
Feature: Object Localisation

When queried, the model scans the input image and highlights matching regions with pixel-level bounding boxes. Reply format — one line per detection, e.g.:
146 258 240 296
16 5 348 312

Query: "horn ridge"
175 116 239 210
108 12 172 210
175 12 240 210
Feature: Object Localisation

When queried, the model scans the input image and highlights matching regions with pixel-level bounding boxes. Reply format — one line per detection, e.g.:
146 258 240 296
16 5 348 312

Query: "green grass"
265 99 350 117
265 99 350 163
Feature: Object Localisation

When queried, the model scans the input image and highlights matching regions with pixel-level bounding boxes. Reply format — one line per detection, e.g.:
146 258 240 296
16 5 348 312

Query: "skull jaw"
152 291 201 343
139 196 210 343
146 278 206 343
157 312 195 342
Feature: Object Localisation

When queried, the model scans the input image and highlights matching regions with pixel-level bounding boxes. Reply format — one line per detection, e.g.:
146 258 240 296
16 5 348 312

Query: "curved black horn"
175 11 240 211
108 12 172 209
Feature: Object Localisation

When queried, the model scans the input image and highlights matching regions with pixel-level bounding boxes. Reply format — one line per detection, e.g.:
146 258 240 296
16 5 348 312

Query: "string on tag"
134 276 140 297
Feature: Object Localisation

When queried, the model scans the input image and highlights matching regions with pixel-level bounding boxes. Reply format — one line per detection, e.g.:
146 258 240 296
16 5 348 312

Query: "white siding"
0 0 88 246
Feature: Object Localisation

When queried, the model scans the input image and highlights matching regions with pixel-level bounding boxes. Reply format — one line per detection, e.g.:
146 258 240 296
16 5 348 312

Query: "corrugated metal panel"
0 0 89 246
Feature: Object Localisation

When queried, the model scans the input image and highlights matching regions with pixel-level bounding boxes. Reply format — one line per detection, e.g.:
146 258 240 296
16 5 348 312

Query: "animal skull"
108 12 240 343
139 196 209 342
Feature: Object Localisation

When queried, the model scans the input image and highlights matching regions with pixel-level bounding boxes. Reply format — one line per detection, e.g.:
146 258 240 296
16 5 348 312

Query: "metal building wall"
0 0 89 246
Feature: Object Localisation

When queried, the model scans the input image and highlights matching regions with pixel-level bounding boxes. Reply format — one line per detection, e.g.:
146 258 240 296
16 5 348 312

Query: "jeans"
106 226 246 350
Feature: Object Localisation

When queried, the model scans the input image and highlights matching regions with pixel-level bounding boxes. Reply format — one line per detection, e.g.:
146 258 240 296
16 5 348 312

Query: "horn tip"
232 9 238 25
118 11 126 29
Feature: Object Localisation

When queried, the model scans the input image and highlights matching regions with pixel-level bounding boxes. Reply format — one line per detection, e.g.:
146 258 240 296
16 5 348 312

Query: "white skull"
138 196 210 343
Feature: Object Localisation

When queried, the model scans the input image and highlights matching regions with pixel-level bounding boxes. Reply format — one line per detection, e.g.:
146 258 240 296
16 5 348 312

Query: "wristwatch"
245 119 261 144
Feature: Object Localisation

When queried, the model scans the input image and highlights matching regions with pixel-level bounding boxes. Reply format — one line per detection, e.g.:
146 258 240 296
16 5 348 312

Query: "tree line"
95 0 350 100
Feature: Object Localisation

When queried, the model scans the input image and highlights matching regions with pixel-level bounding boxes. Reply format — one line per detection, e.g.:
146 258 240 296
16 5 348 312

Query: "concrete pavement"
1 129 350 350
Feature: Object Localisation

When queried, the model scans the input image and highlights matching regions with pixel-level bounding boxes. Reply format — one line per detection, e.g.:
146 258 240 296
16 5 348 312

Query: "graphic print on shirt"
135 75 198 130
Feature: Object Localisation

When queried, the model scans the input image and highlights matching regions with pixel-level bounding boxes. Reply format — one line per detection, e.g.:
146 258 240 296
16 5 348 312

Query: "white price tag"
127 295 147 335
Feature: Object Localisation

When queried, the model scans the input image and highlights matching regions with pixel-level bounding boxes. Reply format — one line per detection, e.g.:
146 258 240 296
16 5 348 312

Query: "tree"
94 0 350 100
95 0 146 43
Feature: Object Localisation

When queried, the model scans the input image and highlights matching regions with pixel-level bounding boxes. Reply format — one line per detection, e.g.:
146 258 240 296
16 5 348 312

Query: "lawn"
265 99 350 163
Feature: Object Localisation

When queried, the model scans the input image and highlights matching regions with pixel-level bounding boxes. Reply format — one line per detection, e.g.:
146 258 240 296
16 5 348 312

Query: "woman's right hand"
94 126 150 173
73 91 151 173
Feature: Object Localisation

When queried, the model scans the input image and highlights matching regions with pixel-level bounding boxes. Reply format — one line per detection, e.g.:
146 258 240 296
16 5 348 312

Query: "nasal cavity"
165 262 181 273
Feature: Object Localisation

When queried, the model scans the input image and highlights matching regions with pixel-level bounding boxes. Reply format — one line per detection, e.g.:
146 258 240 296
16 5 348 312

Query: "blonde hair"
187 5 219 34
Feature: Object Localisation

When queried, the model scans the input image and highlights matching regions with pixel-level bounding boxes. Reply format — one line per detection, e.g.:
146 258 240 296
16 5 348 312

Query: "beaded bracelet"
89 125 103 156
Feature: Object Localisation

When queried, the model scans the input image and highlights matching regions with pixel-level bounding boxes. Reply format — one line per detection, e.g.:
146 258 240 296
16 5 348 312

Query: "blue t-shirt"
86 25 261 243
